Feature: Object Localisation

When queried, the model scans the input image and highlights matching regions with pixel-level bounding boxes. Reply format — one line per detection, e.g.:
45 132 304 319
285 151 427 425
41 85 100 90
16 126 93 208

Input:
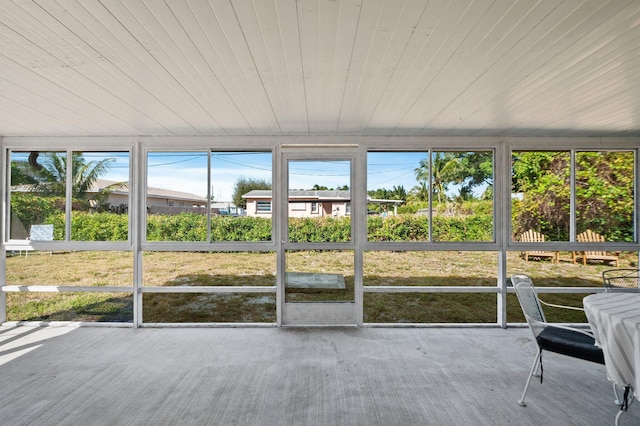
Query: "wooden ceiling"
1 0 639 138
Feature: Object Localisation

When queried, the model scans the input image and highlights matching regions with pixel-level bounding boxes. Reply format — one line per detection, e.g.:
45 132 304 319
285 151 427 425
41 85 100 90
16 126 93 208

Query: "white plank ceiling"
0 0 639 138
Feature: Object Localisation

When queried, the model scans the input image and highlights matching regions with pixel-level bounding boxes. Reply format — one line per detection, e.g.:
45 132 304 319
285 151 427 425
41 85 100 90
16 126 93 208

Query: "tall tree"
412 153 462 203
232 177 271 209
454 152 493 199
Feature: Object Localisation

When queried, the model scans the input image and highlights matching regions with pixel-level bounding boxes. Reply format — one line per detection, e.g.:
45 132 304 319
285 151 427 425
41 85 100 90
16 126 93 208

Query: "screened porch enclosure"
2 138 638 327
1 0 639 327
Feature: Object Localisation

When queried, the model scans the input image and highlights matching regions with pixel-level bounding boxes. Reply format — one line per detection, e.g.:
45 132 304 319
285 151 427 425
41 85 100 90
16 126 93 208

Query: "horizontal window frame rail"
2 285 133 293
283 242 356 250
140 322 277 328
141 286 276 293
3 242 133 251
505 287 605 294
364 286 498 293
364 323 503 328
365 286 605 294
2 321 134 328
141 242 276 251
363 242 499 251
2 285 600 295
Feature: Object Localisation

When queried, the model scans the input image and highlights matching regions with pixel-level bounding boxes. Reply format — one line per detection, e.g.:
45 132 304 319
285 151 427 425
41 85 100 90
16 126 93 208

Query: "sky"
145 151 430 201
11 150 468 202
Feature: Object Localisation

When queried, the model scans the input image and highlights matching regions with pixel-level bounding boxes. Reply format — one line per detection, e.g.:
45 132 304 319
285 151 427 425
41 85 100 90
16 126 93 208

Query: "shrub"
11 194 64 234
45 212 128 241
42 211 493 243
147 213 208 242
289 217 351 242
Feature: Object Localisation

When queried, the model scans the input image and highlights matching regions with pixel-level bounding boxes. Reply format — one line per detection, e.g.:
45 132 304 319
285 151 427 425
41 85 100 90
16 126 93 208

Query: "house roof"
0 1 639 139
243 189 351 201
242 189 402 204
13 179 207 204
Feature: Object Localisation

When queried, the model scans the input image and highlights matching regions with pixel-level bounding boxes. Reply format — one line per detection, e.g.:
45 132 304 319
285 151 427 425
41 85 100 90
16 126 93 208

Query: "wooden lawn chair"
519 229 558 263
574 229 619 267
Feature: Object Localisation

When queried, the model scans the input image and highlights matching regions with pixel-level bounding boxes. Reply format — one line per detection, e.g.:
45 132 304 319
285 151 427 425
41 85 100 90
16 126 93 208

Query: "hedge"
42 212 492 242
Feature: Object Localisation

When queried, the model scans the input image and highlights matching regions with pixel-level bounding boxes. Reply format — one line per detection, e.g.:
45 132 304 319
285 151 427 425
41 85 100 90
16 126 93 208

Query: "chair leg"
613 383 622 405
615 387 635 426
519 349 542 406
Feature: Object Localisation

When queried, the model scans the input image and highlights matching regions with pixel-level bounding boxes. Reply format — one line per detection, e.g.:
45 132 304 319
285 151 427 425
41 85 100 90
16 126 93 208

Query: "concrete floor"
0 325 637 426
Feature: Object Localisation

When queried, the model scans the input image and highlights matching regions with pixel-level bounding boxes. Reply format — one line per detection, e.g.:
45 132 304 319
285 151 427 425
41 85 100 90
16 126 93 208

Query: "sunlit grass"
4 249 634 323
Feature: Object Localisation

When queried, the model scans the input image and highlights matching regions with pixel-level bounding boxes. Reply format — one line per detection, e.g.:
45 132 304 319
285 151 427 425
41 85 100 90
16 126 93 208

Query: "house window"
311 202 318 213
291 202 306 211
256 201 272 213
345 202 351 215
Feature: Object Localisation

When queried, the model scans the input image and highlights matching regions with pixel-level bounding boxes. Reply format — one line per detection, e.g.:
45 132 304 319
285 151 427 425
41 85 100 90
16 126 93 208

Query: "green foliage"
411 152 493 203
575 151 634 241
232 177 271 209
147 213 208 242
432 214 493 241
367 214 493 242
11 194 64 231
367 215 430 241
40 210 492 243
512 151 634 241
367 185 407 213
211 216 271 241
398 201 428 214
12 152 118 200
289 217 351 242
45 212 129 241
72 213 129 241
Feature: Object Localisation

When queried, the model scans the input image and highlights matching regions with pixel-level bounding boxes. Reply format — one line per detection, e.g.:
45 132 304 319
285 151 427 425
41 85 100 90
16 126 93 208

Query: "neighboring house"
11 179 208 210
242 190 401 218
89 179 209 210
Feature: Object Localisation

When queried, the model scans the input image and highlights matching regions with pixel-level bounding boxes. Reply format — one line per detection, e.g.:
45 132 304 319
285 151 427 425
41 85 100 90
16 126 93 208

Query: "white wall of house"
106 193 128 206
245 199 350 218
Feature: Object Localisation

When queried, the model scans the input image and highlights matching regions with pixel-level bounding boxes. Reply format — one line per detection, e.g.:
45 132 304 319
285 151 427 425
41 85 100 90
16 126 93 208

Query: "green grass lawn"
4 250 634 323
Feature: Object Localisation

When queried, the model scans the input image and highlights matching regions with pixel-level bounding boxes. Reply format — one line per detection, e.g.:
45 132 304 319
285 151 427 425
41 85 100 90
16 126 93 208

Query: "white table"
584 293 640 424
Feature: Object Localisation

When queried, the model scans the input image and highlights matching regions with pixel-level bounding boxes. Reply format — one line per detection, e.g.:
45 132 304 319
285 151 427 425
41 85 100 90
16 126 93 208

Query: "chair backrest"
512 274 547 336
602 268 640 292
519 229 545 243
576 229 605 256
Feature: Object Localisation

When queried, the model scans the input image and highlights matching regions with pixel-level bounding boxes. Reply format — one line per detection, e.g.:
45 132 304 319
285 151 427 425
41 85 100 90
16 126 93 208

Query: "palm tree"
15 152 123 203
412 153 462 204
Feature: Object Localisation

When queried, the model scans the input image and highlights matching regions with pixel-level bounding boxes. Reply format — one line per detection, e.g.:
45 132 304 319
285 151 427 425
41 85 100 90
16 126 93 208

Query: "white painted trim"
2 286 132 293
141 286 275 293
364 286 498 293
0 137 638 328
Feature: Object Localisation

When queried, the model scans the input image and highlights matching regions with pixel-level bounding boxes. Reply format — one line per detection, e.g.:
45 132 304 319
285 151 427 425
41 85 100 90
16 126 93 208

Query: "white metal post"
0 142 6 323
497 142 507 328
133 140 143 328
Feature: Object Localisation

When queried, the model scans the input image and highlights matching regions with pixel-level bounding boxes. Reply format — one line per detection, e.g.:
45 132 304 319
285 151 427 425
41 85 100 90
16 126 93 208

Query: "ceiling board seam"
91 0 204 134
28 0 180 135
231 0 282 134
443 0 628 134
387 0 481 134
165 0 254 134
129 0 228 133
334 0 365 135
